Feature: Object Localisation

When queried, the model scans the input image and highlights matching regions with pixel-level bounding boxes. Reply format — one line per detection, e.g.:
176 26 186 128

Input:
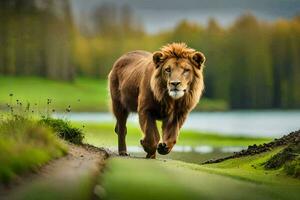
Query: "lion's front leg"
158 114 187 155
138 110 160 159
157 121 179 155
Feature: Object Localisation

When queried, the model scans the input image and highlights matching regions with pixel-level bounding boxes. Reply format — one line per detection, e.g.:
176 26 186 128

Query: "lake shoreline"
52 111 300 138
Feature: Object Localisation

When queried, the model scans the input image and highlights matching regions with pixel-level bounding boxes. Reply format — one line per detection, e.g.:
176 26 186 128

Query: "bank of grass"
0 76 228 112
0 103 85 184
40 117 84 145
80 122 271 148
99 155 300 200
0 116 67 183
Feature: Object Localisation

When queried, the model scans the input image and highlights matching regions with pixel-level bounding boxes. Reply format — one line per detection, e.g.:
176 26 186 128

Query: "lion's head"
150 43 206 105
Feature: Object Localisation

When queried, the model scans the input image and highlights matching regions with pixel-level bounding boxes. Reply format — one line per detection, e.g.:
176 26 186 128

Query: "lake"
54 111 300 138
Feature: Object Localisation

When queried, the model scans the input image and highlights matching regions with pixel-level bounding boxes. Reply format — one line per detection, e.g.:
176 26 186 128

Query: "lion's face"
162 58 194 99
152 51 205 100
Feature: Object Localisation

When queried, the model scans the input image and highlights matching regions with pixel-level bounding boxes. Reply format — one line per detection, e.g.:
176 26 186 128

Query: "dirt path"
0 144 108 200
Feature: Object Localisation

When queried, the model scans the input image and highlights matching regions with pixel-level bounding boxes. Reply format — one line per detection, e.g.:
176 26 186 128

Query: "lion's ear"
153 51 165 68
191 52 206 69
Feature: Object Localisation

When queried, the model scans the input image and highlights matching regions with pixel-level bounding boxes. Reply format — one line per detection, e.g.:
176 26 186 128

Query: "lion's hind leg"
111 96 129 156
109 73 130 156
113 99 129 156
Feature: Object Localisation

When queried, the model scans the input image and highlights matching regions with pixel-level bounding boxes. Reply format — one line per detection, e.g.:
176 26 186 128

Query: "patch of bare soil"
0 144 109 200
203 130 300 164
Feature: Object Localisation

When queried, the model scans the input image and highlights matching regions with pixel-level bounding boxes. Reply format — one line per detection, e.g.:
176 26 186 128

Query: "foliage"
1 2 300 109
40 117 84 145
0 0 74 81
0 115 67 183
72 13 300 109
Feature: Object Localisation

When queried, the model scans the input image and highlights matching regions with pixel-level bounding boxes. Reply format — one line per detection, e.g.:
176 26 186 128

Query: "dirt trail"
0 144 108 200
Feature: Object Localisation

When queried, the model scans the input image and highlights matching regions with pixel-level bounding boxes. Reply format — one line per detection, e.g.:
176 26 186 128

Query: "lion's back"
109 50 153 112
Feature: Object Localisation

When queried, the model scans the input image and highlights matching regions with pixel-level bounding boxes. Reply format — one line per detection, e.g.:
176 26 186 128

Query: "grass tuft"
40 117 84 144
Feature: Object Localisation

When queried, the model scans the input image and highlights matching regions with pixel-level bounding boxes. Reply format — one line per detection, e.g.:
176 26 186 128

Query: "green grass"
0 76 228 112
82 122 272 164
0 76 108 112
81 122 271 148
99 155 300 200
89 122 299 199
190 147 300 184
0 116 67 183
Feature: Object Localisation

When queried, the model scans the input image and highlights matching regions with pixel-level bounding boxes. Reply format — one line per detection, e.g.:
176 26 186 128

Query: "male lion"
108 43 206 158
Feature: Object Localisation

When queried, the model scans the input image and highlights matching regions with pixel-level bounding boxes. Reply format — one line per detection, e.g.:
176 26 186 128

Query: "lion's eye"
165 68 171 73
183 69 190 75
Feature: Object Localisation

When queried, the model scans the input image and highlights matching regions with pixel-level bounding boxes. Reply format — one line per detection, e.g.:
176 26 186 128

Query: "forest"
0 1 300 109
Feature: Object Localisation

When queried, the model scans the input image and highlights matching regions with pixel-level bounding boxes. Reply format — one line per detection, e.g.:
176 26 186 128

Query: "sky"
71 0 300 33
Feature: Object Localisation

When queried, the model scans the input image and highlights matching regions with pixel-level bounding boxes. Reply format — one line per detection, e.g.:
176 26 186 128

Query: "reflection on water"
53 111 300 137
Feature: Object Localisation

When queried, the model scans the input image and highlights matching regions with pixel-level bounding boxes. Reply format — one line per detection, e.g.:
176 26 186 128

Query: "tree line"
0 2 299 109
0 0 74 81
74 11 300 109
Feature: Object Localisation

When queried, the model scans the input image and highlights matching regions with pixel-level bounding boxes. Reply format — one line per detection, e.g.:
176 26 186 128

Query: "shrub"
40 117 84 144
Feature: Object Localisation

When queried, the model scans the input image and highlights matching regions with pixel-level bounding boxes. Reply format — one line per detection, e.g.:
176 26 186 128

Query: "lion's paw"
157 143 170 155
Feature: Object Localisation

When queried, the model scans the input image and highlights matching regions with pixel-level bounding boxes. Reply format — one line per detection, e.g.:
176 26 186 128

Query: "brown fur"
108 43 206 158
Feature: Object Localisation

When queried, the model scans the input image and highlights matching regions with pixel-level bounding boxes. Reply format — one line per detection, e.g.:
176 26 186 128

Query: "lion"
108 42 206 158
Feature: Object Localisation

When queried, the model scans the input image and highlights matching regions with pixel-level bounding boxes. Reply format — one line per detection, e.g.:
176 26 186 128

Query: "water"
54 111 300 138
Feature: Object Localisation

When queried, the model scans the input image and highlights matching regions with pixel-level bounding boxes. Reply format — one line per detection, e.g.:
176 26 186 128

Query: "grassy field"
82 122 271 148
0 76 228 112
0 76 108 112
98 148 300 200
1 76 299 200
87 122 299 200
0 116 67 183
81 122 272 164
1 116 298 199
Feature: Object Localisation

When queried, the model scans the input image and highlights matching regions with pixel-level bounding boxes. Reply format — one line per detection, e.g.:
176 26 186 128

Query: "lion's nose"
170 80 181 87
